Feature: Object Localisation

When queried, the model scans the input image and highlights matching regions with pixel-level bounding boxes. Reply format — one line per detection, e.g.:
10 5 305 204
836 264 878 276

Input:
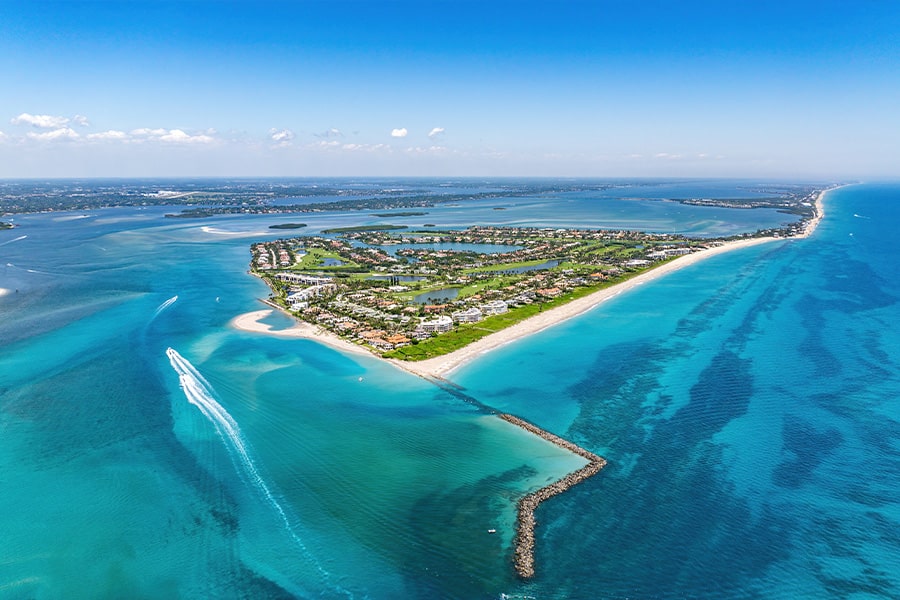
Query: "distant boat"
487 529 496 534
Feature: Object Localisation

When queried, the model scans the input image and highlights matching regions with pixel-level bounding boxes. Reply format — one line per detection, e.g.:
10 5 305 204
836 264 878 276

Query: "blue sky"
1 0 898 178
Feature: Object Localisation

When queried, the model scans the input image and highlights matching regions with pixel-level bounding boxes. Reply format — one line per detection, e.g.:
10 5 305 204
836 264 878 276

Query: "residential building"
480 300 508 315
419 315 453 333
452 307 483 323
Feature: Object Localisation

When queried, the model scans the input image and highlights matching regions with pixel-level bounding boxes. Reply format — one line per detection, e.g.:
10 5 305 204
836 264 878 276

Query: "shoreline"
230 303 372 358
231 238 774 376
232 187 836 379
390 235 779 378
795 185 830 238
392 186 838 378
227 188 835 578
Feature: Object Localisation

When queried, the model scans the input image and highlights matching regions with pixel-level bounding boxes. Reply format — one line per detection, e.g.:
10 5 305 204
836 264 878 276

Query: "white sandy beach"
390 236 779 378
232 187 835 380
230 309 372 357
796 187 828 238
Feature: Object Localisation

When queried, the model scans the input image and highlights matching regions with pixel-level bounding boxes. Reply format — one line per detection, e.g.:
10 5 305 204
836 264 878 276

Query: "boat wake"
4 261 53 275
153 295 178 319
165 348 349 596
0 235 27 247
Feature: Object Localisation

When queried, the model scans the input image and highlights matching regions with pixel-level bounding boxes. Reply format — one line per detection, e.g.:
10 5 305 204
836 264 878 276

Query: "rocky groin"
499 413 607 579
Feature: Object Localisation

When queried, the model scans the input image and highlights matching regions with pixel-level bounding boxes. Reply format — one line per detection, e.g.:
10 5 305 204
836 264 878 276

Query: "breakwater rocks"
499 413 607 579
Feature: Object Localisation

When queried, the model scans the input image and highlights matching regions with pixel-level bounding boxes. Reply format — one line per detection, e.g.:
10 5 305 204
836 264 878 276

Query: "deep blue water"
1 182 898 598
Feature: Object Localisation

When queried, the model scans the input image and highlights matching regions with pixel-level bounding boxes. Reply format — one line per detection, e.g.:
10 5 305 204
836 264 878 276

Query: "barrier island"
248 187 828 366
236 185 835 578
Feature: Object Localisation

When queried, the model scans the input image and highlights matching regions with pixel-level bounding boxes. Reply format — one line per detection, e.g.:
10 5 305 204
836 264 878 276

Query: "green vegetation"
321 224 408 234
383 266 660 361
294 247 360 270
269 223 307 229
251 221 812 360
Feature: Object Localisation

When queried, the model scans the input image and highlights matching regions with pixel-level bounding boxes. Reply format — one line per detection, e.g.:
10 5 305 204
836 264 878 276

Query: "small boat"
487 529 496 534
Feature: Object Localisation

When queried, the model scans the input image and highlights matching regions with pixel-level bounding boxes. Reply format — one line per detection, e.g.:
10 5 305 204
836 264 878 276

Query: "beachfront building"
276 273 333 286
646 248 693 260
287 284 337 302
451 307 483 323
480 300 508 315
419 315 453 334
385 333 411 348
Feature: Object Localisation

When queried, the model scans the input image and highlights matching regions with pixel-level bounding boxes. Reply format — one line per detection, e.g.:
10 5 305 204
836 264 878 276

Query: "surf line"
165 348 348 596
420 376 606 578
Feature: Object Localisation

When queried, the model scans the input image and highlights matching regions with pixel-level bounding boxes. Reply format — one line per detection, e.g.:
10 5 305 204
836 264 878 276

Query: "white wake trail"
0 235 27 247
166 348 305 546
153 295 178 318
165 348 349 596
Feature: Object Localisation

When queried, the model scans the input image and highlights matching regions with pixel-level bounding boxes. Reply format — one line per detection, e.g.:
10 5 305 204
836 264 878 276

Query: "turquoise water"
2 183 899 598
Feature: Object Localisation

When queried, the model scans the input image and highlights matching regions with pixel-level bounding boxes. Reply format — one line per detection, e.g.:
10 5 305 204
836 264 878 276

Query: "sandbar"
230 307 371 357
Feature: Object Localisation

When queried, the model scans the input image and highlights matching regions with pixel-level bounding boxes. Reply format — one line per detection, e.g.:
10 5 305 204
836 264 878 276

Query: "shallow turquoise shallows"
1 183 898 598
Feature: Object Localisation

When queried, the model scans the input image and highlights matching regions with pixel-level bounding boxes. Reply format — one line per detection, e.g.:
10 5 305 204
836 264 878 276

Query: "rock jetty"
499 413 607 579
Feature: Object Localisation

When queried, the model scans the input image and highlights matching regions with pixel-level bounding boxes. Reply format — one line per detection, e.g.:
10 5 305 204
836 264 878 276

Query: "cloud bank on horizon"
0 0 898 178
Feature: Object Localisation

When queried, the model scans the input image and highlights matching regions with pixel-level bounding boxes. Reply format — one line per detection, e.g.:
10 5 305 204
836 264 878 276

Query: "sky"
1 0 898 179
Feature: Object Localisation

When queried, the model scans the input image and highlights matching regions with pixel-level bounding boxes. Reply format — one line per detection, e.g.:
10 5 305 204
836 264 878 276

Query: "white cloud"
391 128 408 138
73 115 90 127
310 140 341 149
427 127 445 139
159 129 214 144
340 143 391 153
269 128 294 143
128 127 215 144
87 130 128 141
11 113 70 129
26 127 80 141
316 128 343 138
131 128 168 137
405 145 450 155
309 141 392 154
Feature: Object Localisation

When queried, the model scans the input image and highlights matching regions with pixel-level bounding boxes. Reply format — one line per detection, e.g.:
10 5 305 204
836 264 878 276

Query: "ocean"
1 182 898 598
